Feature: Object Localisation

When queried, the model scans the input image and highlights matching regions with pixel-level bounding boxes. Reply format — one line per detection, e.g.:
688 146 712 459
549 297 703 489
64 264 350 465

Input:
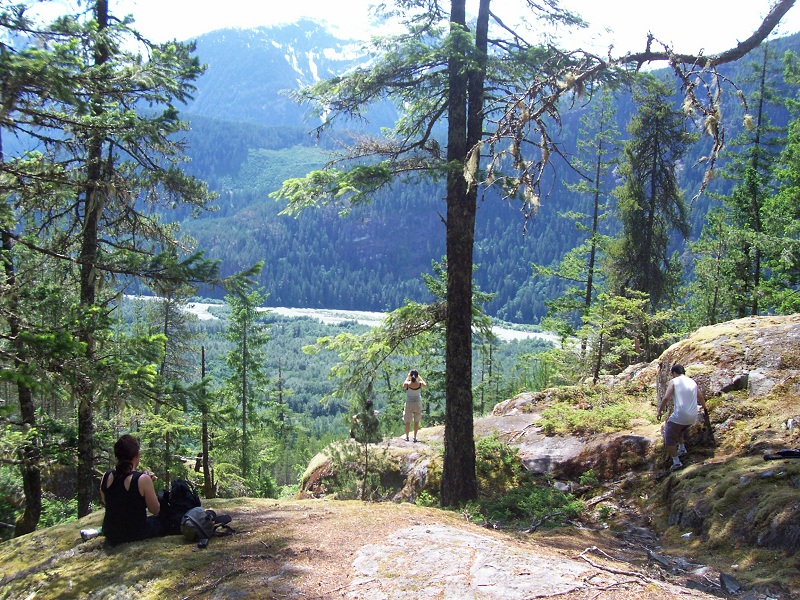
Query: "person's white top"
669 375 700 425
405 384 422 402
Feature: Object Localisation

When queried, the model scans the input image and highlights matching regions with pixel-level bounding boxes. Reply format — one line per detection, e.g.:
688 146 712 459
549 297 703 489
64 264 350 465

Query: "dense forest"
0 0 799 537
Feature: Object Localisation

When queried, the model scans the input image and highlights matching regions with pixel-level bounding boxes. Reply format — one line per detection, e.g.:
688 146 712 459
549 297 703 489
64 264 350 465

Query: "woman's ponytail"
113 434 140 477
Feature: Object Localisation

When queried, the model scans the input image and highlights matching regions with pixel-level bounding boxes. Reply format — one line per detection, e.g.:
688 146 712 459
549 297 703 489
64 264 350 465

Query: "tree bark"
201 346 215 497
76 0 109 517
2 233 42 535
441 0 490 507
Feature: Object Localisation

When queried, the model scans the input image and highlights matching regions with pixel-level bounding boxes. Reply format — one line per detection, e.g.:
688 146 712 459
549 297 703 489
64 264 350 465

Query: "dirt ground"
188 499 725 599
0 497 783 599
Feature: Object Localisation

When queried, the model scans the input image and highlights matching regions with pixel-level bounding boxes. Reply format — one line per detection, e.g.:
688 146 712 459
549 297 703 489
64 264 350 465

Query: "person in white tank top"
657 364 707 470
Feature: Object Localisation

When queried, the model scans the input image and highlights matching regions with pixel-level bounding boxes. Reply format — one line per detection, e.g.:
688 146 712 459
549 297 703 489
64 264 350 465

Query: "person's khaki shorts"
663 420 691 446
403 400 422 424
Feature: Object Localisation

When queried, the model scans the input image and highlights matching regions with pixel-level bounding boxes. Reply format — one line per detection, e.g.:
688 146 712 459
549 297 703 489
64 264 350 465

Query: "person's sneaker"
404 436 409 442
413 437 418 443
677 446 688 457
670 461 684 472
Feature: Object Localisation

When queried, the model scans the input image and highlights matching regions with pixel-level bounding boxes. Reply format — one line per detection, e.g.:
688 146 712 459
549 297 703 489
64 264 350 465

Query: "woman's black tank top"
101 471 147 545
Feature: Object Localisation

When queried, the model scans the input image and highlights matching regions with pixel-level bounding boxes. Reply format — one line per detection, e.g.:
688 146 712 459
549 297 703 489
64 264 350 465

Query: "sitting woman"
100 434 163 545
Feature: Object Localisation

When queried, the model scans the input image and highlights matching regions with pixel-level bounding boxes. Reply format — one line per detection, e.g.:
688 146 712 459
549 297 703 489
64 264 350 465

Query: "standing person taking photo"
657 365 707 471
100 434 163 545
402 369 426 442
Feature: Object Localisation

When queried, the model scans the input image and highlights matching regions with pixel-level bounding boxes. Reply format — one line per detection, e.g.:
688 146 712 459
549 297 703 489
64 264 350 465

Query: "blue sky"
37 0 800 54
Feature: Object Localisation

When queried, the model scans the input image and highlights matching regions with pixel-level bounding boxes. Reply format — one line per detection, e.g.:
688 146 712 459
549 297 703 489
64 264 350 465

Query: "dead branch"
522 510 565 533
577 546 654 583
622 0 795 68
584 492 613 508
181 569 243 600
477 0 796 208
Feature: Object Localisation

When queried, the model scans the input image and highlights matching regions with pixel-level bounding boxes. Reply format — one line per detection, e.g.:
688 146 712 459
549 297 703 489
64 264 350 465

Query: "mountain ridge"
174 21 800 323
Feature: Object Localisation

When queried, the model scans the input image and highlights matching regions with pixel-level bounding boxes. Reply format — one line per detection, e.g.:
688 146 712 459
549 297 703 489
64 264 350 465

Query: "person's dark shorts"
663 420 691 446
138 515 164 541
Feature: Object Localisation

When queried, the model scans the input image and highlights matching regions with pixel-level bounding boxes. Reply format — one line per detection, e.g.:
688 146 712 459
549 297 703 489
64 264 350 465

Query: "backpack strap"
214 523 236 536
212 512 234 536
213 513 231 525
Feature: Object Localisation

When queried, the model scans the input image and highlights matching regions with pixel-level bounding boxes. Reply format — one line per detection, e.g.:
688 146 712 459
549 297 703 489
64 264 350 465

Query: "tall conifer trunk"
441 0 489 506
1 130 42 533
3 232 42 535
0 132 42 536
77 0 109 517
201 347 215 498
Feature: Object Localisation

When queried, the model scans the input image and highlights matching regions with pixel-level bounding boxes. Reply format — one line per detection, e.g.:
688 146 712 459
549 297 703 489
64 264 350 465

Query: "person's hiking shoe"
404 436 409 442
670 461 684 472
413 437 418 443
80 529 100 541
677 446 688 457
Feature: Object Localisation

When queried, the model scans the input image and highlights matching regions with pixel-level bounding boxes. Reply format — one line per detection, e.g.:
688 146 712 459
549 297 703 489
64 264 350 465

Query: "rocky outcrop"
656 314 800 401
300 314 800 508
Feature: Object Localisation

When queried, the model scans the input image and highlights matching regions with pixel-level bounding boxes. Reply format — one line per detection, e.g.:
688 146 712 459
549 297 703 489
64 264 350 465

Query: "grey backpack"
180 507 233 546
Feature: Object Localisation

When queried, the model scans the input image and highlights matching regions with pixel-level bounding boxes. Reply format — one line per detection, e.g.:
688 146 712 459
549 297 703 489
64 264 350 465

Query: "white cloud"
559 0 800 54
31 0 800 53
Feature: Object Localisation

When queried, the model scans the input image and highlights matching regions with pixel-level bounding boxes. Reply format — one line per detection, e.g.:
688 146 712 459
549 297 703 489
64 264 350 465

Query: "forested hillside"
175 21 800 323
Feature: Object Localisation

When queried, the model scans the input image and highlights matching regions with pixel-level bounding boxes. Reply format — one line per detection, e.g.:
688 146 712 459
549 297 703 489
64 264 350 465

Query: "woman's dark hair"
410 369 418 382
113 434 140 477
670 364 686 375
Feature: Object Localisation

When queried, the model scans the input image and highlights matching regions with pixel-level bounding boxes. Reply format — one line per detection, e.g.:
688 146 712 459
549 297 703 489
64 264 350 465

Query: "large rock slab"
350 524 591 599
348 524 716 599
657 314 800 400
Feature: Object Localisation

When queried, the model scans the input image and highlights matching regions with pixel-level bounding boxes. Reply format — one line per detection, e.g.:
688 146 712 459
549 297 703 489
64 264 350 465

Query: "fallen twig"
584 492 613 508
586 579 642 600
522 511 564 533
577 546 654 583
182 569 243 600
305 577 377 599
508 422 540 442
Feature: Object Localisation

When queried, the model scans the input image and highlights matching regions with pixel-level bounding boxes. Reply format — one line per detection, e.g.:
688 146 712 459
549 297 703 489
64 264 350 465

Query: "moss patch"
537 384 647 436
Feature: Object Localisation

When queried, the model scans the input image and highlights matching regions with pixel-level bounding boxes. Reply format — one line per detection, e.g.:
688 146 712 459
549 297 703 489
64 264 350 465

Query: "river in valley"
184 302 558 345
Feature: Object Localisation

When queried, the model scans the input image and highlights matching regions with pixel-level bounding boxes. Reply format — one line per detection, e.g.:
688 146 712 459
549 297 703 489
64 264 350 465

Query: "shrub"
539 395 638 436
477 478 584 527
578 469 599 487
39 493 77 529
468 436 585 529
476 434 523 495
416 490 438 507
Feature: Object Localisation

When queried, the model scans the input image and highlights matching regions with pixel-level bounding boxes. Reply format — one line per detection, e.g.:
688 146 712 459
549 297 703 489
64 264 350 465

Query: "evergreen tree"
535 89 619 354
684 208 743 327
135 279 202 484
761 49 800 313
607 76 693 360
221 283 271 488
72 3 216 515
0 1 219 518
579 290 672 382
693 43 787 321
